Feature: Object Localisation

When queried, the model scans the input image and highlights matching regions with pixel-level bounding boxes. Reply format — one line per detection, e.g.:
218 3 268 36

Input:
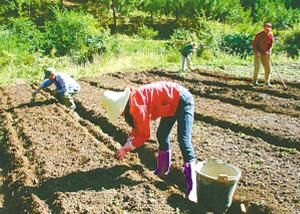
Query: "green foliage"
185 0 251 23
0 50 15 67
252 0 300 29
168 29 198 50
9 17 43 52
43 9 117 63
282 25 300 58
220 33 253 58
137 25 158 39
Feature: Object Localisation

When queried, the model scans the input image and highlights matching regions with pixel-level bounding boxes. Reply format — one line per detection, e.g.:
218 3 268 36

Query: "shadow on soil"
35 165 141 200
5 99 57 113
195 113 300 151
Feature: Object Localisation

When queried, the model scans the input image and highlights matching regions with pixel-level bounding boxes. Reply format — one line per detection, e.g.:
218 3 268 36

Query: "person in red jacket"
100 81 197 203
252 23 274 87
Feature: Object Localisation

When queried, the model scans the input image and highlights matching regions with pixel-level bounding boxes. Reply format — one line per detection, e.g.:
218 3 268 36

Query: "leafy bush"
282 25 300 58
220 33 253 58
252 1 300 29
9 17 43 52
0 50 15 67
168 29 198 50
137 25 158 39
43 9 117 63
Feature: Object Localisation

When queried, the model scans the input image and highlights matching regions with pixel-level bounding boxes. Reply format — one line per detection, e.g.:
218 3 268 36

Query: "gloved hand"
255 52 261 57
31 90 38 100
115 137 135 160
52 90 58 97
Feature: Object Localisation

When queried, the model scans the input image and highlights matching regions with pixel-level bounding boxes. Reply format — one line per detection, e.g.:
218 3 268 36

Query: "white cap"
99 88 130 123
191 42 198 49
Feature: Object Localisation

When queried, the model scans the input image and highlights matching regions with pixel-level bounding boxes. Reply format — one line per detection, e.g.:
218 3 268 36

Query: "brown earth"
0 68 299 214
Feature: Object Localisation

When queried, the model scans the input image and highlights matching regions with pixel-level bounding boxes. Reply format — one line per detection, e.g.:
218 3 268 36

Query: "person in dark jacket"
32 67 80 110
252 23 274 87
181 42 198 72
100 81 197 203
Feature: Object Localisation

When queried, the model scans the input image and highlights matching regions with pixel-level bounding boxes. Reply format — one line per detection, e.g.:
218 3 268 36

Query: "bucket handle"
218 174 229 183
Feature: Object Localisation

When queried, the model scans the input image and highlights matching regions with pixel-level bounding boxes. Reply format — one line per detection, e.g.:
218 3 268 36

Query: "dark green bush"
167 29 198 50
9 17 43 52
220 33 253 58
283 25 300 58
43 10 117 63
137 25 158 39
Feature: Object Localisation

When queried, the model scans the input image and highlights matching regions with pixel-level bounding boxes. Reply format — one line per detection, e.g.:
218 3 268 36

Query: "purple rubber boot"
183 160 197 203
153 150 171 177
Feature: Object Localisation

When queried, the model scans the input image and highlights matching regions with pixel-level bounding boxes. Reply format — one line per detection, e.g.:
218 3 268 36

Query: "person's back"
130 81 181 120
55 72 80 93
181 44 194 57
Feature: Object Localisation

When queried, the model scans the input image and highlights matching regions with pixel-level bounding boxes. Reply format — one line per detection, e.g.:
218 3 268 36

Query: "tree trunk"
112 1 117 30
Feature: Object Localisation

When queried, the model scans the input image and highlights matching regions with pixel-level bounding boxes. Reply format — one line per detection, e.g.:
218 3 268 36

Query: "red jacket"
252 30 274 54
129 82 181 148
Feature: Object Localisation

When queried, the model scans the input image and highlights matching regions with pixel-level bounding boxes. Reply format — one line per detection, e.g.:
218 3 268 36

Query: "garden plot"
0 68 299 213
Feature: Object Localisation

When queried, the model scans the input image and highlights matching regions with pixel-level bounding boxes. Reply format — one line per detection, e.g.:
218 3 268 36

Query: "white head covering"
99 88 130 123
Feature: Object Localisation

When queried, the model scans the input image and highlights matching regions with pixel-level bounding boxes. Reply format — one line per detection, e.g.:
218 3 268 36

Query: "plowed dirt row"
0 68 299 214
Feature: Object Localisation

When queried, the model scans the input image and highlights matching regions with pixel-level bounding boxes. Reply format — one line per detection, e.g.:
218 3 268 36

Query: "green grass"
0 34 299 86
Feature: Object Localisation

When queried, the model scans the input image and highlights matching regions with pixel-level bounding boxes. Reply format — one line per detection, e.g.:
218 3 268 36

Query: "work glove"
115 137 135 160
31 90 39 101
51 90 58 97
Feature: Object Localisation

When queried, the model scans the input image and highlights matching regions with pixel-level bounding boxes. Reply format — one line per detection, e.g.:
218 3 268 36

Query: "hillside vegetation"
0 0 299 84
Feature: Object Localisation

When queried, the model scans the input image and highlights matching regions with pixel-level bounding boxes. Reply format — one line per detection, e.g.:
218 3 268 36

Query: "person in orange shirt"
100 81 197 203
252 23 274 87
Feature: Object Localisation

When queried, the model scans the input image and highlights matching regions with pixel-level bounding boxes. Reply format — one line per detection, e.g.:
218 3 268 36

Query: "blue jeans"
156 86 196 163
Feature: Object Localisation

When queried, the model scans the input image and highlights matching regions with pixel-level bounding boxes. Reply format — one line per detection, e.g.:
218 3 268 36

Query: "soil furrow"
192 68 300 89
145 70 300 116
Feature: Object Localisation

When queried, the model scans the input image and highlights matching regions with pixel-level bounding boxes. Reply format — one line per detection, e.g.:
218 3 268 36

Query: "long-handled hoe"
270 57 287 89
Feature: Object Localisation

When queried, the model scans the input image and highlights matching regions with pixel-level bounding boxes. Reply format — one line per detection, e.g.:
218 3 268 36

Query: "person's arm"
252 34 260 55
267 32 274 55
32 79 53 98
115 137 136 160
115 107 150 160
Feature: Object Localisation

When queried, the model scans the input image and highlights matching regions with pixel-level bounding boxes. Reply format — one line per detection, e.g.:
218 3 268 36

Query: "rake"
270 57 287 89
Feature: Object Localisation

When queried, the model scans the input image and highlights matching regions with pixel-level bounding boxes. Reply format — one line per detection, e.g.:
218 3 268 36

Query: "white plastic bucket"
195 158 241 213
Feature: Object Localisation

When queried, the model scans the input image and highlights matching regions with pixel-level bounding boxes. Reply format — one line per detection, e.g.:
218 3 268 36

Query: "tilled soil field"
0 68 299 214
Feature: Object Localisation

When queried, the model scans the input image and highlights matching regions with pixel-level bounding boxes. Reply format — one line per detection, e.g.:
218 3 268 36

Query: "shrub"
9 17 43 52
137 25 158 39
43 9 117 63
220 33 253 58
0 50 15 67
282 25 300 58
168 29 198 50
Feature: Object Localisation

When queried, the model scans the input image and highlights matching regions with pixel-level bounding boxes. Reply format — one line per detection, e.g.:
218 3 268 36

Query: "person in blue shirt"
32 67 80 110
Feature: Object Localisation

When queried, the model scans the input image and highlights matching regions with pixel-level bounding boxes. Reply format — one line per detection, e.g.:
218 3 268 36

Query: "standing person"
252 23 274 87
181 42 198 72
100 81 197 202
32 67 80 110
